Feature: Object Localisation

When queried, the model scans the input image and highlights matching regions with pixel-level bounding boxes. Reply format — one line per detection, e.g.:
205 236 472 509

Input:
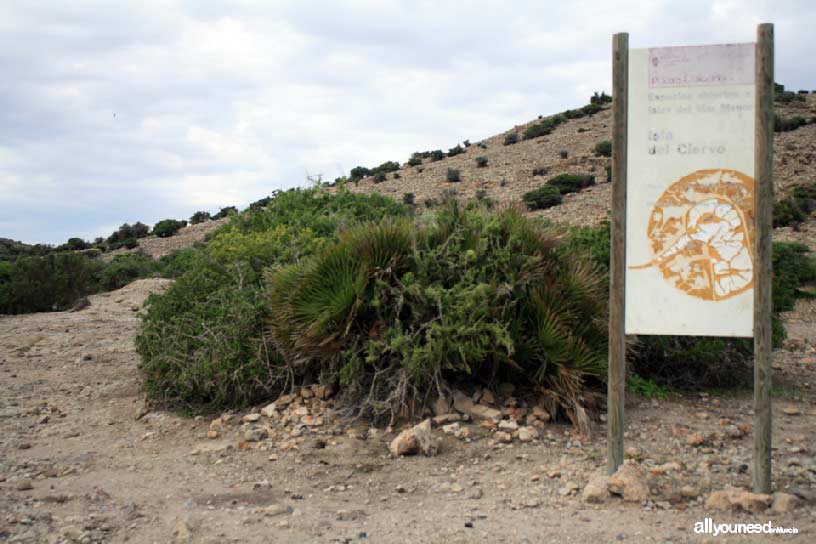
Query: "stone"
607 462 649 502
532 405 551 423
441 423 460 434
558 482 579 496
262 504 292 517
782 406 801 416
206 429 218 439
15 479 33 491
479 389 495 405
724 424 744 439
432 413 461 425
582 473 609 503
770 492 799 514
518 426 539 442
432 396 451 416
389 419 438 457
336 509 367 521
260 403 278 418
494 431 513 443
498 419 518 432
705 488 772 513
453 390 501 420
242 413 261 423
686 432 705 446
244 428 268 442
173 519 192 542
648 461 681 475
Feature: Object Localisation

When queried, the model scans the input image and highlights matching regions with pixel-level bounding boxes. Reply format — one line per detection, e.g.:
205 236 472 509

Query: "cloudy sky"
1 1 813 244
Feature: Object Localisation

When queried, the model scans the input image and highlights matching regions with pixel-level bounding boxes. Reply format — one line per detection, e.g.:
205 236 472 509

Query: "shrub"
773 182 816 228
349 166 371 181
152 219 187 238
581 103 603 116
463 140 471 147
98 254 157 291
430 150 445 162
772 242 816 313
522 185 562 210
594 140 612 157
548 173 595 194
590 91 612 105
373 173 387 183
606 165 612 183
190 211 211 224
0 253 104 314
475 189 489 201
407 157 422 166
475 156 488 168
402 192 415 205
774 115 807 132
106 222 149 248
213 206 238 220
532 167 548 177
249 196 273 211
136 190 408 409
523 120 555 140
560 149 568 159
264 204 607 428
446 168 461 183
63 238 89 251
447 145 465 157
503 132 518 146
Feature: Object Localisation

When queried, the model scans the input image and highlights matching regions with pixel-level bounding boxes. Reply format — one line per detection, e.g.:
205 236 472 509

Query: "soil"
1 278 815 543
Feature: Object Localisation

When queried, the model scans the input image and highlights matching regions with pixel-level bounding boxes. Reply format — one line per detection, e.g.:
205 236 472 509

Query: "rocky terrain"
99 218 229 262
1 276 815 543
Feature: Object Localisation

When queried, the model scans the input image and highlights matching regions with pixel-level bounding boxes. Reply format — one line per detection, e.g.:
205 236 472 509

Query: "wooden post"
753 23 774 494
608 32 628 475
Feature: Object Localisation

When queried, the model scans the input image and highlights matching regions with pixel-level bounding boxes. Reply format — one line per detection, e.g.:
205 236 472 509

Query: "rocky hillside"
341 93 816 229
99 217 229 261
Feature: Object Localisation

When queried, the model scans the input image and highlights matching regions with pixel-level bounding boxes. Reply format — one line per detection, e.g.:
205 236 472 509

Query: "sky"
1 1 813 244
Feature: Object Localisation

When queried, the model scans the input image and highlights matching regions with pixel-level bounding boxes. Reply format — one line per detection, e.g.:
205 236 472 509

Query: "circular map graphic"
630 169 754 301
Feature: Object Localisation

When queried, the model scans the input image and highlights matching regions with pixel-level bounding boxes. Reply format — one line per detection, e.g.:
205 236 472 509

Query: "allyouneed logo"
694 518 799 536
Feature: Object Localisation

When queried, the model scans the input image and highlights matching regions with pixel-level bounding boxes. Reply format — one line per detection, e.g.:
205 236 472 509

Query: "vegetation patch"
773 182 816 229
522 186 562 210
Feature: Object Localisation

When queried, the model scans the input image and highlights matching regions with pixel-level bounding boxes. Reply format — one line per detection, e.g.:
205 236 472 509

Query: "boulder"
582 473 609 503
705 488 772 513
607 462 650 502
389 419 438 457
770 492 799 514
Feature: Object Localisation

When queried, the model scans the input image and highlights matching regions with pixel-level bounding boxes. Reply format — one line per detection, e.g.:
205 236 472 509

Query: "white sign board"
625 43 755 337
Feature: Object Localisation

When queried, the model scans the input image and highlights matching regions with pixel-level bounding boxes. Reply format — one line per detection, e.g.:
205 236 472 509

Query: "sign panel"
625 43 756 336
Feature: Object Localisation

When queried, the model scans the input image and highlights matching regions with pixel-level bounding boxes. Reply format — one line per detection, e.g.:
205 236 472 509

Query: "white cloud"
0 0 813 243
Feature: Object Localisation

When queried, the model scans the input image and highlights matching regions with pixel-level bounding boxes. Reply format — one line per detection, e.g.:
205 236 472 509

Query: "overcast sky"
1 1 813 244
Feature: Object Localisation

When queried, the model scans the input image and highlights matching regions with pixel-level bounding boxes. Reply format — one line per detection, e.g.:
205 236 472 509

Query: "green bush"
773 183 816 228
503 132 518 146
522 185 562 210
152 219 187 238
774 115 807 132
430 150 445 162
98 254 158 291
213 206 238 220
594 140 612 157
590 91 612 105
62 237 89 251
548 173 595 194
447 145 465 157
407 157 422 166
264 203 607 427
475 156 488 168
402 193 416 206
773 242 816 313
136 189 408 409
190 211 211 224
0 253 104 314
446 168 461 183
373 173 387 183
106 222 149 249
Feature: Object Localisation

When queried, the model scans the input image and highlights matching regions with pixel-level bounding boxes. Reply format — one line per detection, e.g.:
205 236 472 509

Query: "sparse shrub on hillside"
407 157 422 166
98 254 157 291
548 173 595 195
152 219 187 238
63 237 89 251
606 165 612 183
532 167 548 177
774 115 808 132
190 211 211 224
773 182 816 229
136 190 407 409
775 84 805 103
475 156 488 168
590 91 612 105
402 192 415 205
448 145 464 157
475 189 489 201
424 198 438 208
773 242 816 313
581 103 603 116
594 140 612 157
430 150 445 162
373 173 387 183
560 149 568 159
249 196 273 211
523 118 558 140
157 247 206 278
213 206 238 220
446 168 461 183
264 204 607 427
503 132 518 146
106 222 149 249
349 166 371 180
463 140 471 147
120 238 138 249
522 185 562 210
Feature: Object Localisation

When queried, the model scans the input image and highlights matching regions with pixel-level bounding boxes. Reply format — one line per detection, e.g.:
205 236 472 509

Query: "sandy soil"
1 278 815 543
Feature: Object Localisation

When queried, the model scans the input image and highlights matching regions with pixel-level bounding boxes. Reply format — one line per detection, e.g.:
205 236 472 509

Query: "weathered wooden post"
753 22 774 494
608 32 628 475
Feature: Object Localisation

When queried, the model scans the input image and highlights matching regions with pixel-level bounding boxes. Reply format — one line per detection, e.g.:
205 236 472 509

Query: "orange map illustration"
630 169 754 301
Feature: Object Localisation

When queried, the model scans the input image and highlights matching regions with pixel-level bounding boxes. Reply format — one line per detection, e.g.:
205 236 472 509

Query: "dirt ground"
1 278 815 543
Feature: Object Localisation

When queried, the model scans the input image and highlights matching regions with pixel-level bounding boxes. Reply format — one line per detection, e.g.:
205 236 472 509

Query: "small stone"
648 461 681 475
558 482 579 496
782 406 801 416
479 389 495 405
442 423 460 434
242 413 261 423
336 509 366 521
206 429 218 439
268 454 278 461
518 426 539 442
244 428 268 442
494 431 512 443
432 396 451 416
724 424 743 439
607 462 649 502
260 403 278 417
498 419 518 432
468 487 483 499
770 492 799 514
389 419 438 457
532 405 551 423
173 519 192 542
262 504 291 517
300 387 313 399
15 479 34 491
686 432 705 446
582 473 609 503
705 488 772 513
